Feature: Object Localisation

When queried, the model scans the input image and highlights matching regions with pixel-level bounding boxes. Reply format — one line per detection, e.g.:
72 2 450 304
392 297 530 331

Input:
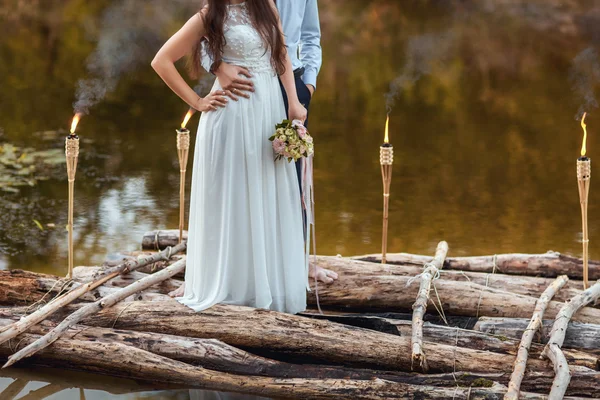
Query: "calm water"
2 0 600 397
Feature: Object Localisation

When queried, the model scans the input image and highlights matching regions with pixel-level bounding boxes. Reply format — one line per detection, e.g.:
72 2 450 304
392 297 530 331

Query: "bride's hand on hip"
289 101 307 123
195 90 228 112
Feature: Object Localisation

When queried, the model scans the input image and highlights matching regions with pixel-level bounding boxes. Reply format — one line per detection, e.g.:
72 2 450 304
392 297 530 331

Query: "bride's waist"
222 58 275 75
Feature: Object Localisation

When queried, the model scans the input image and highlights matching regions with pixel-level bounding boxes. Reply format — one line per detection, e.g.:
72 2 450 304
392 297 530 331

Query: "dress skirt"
176 71 307 315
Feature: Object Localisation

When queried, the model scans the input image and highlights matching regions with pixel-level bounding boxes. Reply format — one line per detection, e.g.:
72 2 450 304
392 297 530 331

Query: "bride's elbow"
151 56 161 73
151 54 168 75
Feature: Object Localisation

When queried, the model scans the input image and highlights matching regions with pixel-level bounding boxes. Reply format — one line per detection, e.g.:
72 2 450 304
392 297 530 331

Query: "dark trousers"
279 74 313 238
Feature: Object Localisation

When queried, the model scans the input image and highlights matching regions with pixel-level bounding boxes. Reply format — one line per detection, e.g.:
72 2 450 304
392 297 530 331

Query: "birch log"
1 257 186 368
354 251 600 280
542 281 600 399
504 275 569 400
411 241 448 371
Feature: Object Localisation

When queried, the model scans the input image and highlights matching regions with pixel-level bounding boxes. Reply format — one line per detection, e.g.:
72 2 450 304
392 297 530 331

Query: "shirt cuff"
302 69 318 90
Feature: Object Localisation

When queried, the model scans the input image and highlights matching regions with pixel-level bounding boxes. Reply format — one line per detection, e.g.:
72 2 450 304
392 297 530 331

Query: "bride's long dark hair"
189 0 286 78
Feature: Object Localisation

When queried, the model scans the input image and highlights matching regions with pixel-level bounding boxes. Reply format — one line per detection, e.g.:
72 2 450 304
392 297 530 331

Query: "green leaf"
33 219 44 231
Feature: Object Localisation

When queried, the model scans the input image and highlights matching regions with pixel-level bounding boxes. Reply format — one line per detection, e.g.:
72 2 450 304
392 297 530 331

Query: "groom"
201 0 338 284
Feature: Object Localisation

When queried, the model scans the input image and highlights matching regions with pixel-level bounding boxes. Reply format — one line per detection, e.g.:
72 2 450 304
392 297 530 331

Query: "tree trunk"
354 251 600 280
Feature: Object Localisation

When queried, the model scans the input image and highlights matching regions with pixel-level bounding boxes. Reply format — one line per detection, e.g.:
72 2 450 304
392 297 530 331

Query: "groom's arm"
200 43 254 99
300 0 323 95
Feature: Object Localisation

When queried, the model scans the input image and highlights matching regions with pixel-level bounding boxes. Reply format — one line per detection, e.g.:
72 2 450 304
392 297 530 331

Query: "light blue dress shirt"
201 0 323 89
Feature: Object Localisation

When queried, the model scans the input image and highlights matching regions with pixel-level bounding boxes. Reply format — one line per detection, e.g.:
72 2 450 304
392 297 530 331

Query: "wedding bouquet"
269 119 314 162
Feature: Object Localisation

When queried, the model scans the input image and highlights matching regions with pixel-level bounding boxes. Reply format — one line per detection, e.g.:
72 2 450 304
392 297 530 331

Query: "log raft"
0 230 599 399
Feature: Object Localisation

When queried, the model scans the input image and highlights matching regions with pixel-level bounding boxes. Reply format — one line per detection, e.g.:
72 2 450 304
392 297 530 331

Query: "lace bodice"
222 2 274 74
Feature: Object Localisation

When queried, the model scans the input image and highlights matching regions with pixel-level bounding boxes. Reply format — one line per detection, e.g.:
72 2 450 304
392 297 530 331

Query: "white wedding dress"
176 1 307 314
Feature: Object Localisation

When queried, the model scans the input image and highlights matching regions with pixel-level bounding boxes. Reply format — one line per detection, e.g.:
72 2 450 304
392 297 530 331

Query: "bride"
151 0 310 314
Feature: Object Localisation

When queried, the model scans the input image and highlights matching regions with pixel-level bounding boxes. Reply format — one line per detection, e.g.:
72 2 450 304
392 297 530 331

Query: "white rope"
476 254 498 318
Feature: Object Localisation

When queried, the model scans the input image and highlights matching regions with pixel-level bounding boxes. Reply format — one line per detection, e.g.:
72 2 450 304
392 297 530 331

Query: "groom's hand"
214 62 254 100
306 84 315 97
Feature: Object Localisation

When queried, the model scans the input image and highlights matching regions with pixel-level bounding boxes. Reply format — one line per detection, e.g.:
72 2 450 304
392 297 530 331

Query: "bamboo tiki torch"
176 110 193 243
380 115 393 264
577 112 591 289
65 114 81 279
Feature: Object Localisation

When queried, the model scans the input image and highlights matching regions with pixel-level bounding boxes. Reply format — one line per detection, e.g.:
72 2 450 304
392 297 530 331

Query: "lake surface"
1 0 600 398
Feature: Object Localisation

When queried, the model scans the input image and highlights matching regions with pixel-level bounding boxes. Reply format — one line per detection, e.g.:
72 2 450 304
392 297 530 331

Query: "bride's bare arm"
151 11 228 112
269 2 307 123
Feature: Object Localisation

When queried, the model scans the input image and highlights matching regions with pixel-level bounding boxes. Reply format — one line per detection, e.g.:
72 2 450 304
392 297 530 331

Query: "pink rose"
272 138 286 153
297 126 307 139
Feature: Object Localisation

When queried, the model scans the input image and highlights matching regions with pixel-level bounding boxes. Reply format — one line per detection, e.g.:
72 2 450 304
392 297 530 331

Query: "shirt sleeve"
200 43 215 74
300 0 322 89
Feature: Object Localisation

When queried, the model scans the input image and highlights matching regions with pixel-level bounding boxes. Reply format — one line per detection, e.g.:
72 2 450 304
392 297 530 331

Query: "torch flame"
384 115 390 144
581 112 588 157
181 109 194 129
70 114 81 134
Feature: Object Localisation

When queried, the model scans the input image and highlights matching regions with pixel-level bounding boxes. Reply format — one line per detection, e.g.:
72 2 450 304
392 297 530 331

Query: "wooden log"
122 251 185 278
304 314 598 370
318 256 587 305
0 332 553 400
142 230 598 281
64 300 600 392
0 270 74 306
142 229 186 251
304 259 600 324
542 281 600 399
73 266 181 294
2 258 187 368
60 258 600 324
0 243 185 346
411 241 449 371
354 251 600 280
122 252 590 305
0 318 516 389
505 275 569 400
0 305 597 396
474 317 600 355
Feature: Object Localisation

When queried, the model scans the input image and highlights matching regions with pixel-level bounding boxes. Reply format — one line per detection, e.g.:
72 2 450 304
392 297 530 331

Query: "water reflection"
189 389 271 400
0 372 272 400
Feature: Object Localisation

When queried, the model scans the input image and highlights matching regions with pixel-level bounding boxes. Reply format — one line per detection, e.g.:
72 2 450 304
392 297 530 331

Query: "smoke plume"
73 0 195 115
569 47 600 120
385 31 455 114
